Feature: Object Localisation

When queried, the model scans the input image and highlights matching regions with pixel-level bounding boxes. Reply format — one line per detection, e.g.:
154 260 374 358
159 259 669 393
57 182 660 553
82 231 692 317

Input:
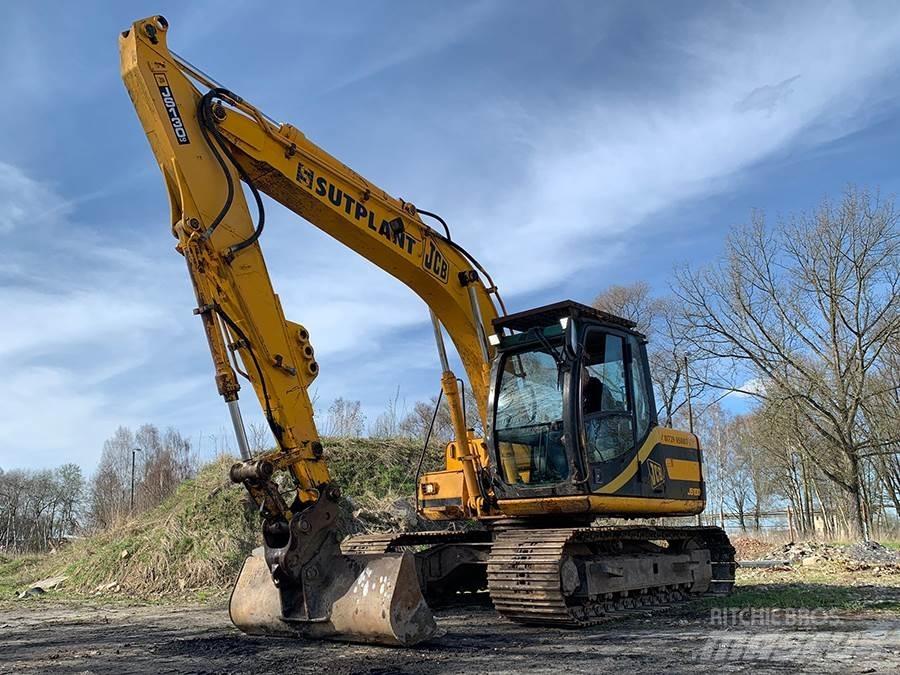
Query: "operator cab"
487 300 657 500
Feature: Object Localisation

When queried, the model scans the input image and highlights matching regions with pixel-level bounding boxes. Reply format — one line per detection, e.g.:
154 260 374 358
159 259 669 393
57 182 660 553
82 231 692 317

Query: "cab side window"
629 335 651 441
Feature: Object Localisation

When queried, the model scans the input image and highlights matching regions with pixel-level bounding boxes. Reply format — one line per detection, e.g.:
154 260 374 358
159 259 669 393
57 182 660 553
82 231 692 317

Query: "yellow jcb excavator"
120 16 734 647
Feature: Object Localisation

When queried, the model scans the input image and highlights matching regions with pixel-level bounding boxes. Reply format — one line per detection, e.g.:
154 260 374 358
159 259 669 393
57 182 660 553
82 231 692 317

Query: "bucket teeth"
229 551 437 647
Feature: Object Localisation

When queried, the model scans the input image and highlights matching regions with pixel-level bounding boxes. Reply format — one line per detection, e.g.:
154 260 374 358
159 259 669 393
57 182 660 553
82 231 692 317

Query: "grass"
701 555 900 615
324 436 440 504
0 554 43 599
700 583 878 611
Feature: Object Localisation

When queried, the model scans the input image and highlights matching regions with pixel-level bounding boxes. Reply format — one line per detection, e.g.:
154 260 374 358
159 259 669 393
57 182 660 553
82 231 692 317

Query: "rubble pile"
343 496 423 534
731 537 775 560
757 540 900 575
845 540 900 564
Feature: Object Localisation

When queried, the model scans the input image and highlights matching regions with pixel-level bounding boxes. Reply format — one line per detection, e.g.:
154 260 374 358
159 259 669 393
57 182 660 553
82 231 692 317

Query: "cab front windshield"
494 344 568 486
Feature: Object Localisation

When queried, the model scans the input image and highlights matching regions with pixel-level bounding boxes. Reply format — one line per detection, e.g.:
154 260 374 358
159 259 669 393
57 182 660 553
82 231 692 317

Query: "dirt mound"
764 540 900 565
24 457 259 599
324 436 439 502
327 436 448 536
765 541 846 563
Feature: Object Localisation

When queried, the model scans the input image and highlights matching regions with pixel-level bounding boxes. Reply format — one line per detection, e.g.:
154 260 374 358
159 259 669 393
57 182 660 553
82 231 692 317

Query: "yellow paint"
596 427 698 494
120 16 708 529
419 470 464 500
665 458 701 482
498 494 705 517
497 441 534 484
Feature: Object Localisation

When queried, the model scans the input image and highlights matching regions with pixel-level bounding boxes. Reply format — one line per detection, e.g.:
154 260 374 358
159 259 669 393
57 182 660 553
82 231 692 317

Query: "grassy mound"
324 436 437 503
5 457 258 601
1 438 439 602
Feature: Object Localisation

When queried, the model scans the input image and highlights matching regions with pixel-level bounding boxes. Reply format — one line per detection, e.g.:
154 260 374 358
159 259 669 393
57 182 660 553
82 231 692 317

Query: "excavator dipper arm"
119 16 499 645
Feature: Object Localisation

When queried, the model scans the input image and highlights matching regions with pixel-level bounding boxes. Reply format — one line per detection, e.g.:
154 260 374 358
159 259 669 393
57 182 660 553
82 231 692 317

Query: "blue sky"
3 1 900 470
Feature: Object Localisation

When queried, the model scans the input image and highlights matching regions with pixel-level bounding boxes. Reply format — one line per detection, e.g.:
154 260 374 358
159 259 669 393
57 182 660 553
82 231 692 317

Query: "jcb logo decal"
646 460 665 490
153 74 190 145
423 240 449 283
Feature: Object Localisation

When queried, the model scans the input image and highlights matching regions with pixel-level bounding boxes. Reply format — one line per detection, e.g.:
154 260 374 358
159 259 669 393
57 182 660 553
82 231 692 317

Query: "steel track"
487 525 735 626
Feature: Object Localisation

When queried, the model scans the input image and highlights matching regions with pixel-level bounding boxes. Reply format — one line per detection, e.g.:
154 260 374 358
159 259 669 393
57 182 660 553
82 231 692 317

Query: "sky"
3 0 900 471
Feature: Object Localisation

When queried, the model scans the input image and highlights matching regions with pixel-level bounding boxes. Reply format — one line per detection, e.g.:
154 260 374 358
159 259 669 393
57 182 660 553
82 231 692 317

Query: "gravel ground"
1 600 898 674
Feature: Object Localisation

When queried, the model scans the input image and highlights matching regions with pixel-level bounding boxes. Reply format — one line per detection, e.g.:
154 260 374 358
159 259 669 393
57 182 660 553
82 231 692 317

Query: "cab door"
579 328 653 495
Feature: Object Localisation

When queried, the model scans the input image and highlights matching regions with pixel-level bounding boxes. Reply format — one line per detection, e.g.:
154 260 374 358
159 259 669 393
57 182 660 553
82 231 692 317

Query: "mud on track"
1 600 898 674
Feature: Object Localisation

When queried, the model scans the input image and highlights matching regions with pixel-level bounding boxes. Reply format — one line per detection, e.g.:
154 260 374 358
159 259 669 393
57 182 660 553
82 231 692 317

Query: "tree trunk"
811 477 832 538
848 454 870 541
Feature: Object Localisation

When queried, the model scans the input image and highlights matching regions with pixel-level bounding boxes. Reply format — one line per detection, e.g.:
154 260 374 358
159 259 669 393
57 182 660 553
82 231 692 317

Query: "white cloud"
465 2 900 293
730 377 768 400
272 248 430 358
0 163 202 468
0 287 168 360
0 366 117 468
0 162 70 234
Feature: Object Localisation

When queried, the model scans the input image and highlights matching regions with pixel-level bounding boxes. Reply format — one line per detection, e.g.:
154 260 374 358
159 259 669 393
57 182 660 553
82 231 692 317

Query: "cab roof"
492 300 641 335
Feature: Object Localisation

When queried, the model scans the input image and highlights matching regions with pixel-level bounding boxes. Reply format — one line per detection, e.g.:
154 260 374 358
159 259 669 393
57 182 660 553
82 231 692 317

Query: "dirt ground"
1 597 898 675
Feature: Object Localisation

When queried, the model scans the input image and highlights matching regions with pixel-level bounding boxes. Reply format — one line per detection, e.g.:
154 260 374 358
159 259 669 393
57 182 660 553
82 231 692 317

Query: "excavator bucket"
229 549 437 646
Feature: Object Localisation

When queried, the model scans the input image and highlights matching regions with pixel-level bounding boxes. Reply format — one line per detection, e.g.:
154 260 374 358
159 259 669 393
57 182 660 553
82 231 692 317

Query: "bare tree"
89 424 196 527
594 283 705 426
139 427 195 509
690 402 731 528
247 422 274 455
675 187 900 539
89 426 134 528
0 464 85 553
370 387 405 438
593 281 657 336
862 339 900 518
325 398 366 438
730 415 776 533
399 384 482 449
